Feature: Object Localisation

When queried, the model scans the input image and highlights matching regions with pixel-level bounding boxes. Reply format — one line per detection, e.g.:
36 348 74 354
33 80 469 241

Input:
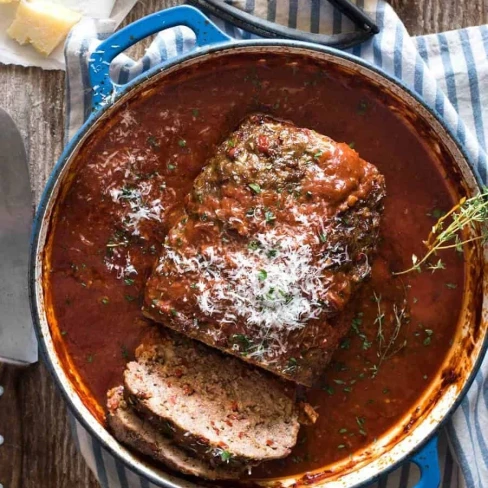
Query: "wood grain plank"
389 0 487 35
0 0 485 486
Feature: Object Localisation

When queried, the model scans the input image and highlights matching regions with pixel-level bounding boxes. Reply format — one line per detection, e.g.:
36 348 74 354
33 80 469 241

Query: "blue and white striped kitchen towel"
64 1 488 487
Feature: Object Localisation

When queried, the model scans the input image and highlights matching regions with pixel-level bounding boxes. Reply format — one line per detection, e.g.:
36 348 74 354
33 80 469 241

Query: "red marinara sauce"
45 52 464 477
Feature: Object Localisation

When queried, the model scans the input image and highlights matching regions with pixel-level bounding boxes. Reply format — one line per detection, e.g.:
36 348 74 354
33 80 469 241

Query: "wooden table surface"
0 0 486 486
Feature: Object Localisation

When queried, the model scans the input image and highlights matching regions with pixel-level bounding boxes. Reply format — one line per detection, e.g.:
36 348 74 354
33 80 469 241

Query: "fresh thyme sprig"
371 293 408 378
395 188 488 275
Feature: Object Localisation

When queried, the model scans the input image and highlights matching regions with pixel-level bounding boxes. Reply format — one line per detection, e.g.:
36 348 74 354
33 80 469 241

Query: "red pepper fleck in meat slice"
257 135 269 153
173 368 184 378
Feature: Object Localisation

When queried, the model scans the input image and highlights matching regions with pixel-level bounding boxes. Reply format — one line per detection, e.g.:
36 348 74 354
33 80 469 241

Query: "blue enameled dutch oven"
29 5 488 488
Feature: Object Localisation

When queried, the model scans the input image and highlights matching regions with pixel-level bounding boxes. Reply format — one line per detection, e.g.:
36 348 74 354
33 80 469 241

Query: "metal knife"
0 107 37 487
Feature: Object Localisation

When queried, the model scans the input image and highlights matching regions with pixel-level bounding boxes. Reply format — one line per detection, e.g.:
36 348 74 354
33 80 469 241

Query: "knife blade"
0 107 37 365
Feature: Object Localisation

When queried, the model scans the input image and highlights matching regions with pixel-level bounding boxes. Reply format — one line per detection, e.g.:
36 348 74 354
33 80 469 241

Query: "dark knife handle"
0 364 24 487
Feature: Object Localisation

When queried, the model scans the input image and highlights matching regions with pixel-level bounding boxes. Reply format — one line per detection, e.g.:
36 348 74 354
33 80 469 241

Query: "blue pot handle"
88 5 231 111
411 435 441 488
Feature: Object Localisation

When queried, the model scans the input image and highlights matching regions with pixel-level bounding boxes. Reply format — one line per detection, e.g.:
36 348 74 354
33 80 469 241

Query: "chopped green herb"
220 450 232 462
264 210 276 223
362 338 372 350
284 357 298 373
383 388 390 394
125 295 136 302
337 444 346 450
322 385 334 395
357 100 368 115
319 233 327 243
446 283 457 289
167 163 176 171
423 336 432 346
340 338 351 350
192 108 199 117
424 329 434 336
61 330 67 336
313 151 323 160
170 308 178 317
258 269 268 281
86 354 94 363
333 379 346 385
232 334 252 351
356 416 365 428
178 139 187 147
190 283 198 289
227 139 236 148
124 278 135 286
306 191 313 199
348 141 356 149
147 135 159 149
121 345 129 359
101 297 110 305
267 249 278 258
343 386 353 393
429 208 444 219
248 183 261 194
339 428 348 434
248 240 259 251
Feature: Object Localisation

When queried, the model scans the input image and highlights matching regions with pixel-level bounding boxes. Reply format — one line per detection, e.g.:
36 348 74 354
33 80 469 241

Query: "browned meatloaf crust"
143 114 386 386
123 328 300 471
107 386 242 480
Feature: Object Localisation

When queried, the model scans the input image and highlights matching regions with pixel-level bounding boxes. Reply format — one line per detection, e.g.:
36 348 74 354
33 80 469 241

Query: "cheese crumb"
7 1 82 56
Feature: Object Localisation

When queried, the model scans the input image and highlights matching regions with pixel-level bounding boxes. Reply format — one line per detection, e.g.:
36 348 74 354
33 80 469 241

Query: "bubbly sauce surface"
46 52 464 478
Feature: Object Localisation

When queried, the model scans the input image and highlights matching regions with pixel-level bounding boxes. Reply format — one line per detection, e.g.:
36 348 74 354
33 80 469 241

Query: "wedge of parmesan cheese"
7 1 82 56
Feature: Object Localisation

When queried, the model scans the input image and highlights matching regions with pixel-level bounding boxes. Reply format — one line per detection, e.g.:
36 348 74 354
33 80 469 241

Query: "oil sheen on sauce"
46 52 464 478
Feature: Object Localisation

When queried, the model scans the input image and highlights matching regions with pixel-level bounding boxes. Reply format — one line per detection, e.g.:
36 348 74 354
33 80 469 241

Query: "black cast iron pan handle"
186 0 379 49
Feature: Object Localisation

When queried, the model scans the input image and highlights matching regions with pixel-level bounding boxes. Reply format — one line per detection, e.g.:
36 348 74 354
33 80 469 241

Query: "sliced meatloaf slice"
143 114 386 386
107 386 241 480
123 328 300 471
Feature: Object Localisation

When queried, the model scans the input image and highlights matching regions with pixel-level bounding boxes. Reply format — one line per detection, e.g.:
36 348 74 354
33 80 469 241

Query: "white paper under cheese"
48 0 116 19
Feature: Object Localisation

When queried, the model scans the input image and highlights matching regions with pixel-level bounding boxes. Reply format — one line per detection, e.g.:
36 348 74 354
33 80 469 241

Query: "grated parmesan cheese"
104 251 138 279
109 180 165 237
159 228 334 356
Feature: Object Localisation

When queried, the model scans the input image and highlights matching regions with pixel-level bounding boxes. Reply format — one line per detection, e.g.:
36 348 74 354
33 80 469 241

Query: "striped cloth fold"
65 2 488 487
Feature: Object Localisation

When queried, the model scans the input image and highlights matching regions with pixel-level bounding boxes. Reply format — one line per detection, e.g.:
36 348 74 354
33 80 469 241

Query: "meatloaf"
123 328 300 471
107 386 242 480
143 114 386 385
